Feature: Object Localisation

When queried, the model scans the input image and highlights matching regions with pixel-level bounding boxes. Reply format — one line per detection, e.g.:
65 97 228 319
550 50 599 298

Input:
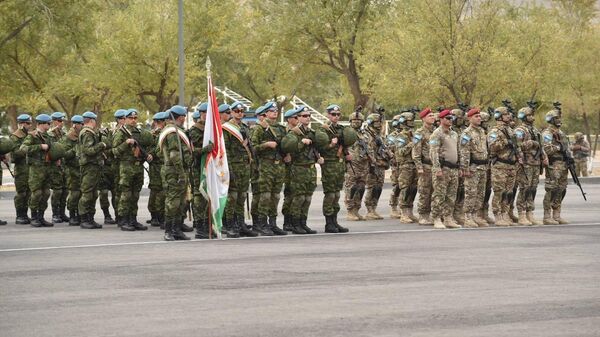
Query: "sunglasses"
299 114 311 118
444 116 455 120
22 122 32 125
128 116 138 120
329 113 341 117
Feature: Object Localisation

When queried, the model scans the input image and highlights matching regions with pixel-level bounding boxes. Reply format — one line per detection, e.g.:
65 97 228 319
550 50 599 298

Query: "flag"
200 70 229 238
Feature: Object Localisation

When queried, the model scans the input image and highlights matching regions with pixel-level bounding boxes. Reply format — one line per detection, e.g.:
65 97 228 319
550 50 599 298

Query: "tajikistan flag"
200 68 229 238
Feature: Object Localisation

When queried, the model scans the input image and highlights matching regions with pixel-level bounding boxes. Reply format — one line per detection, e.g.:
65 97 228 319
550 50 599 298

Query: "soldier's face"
20 122 32 131
328 110 341 123
37 122 50 132
298 113 311 126
469 114 481 126
287 116 298 127
266 109 277 120
126 115 137 126
73 123 83 131
422 113 435 125
526 114 535 123
350 119 362 129
232 108 244 122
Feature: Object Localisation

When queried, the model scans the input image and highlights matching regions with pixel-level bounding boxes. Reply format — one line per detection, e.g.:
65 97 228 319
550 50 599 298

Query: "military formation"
0 100 590 237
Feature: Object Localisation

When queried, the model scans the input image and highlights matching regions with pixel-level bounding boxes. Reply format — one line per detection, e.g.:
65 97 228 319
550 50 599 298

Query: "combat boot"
289 216 306 234
399 208 414 223
481 209 495 225
164 218 175 241
365 206 383 220
495 213 510 227
444 216 462 229
269 217 287 236
390 206 401 219
226 217 240 238
30 210 43 227
453 211 465 226
283 214 293 232
407 208 419 222
518 211 532 226
333 214 349 233
433 217 446 229
68 211 80 226
238 215 258 237
473 213 488 227
526 211 543 226
507 208 519 223
302 218 318 234
180 217 193 232
194 220 209 239
148 212 160 226
221 216 231 236
131 217 147 231
38 210 54 227
418 213 433 226
0 219 6 225
552 207 569 224
80 214 97 229
463 213 479 228
120 215 136 231
172 218 190 240
324 215 339 233
52 208 63 224
16 209 30 225
346 208 360 221
543 209 558 225
102 208 116 225
254 216 273 236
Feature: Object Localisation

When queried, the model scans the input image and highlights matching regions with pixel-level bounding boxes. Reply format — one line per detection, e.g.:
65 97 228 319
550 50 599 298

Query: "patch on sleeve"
429 138 439 145
515 130 524 140
488 132 498 143
413 134 422 144
543 134 553 143
397 137 407 147
386 135 396 145
460 134 471 145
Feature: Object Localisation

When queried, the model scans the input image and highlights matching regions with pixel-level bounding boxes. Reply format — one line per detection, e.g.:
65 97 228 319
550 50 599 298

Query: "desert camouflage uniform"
344 129 371 217
542 124 570 223
459 124 488 227
429 126 460 228
571 136 590 177
412 124 434 223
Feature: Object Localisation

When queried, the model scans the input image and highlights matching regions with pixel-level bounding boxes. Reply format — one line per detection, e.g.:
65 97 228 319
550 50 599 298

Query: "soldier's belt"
421 158 432 165
470 158 489 165
441 160 459 169
548 156 564 165
494 158 516 165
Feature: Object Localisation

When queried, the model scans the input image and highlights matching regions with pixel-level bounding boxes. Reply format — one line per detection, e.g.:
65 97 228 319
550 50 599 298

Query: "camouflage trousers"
99 162 117 213
463 167 487 213
256 160 286 218
65 165 81 213
28 164 51 212
78 163 101 216
190 166 208 222
289 164 317 219
13 163 31 214
574 158 588 177
147 163 165 214
344 159 369 210
397 164 417 208
365 165 385 208
321 159 345 216
281 165 292 217
491 163 516 214
543 162 568 210
416 165 433 215
389 164 399 207
482 168 492 213
49 164 67 212
431 167 458 219
516 164 541 212
454 176 465 218
162 165 187 219
117 162 144 217
250 162 259 219
225 162 251 220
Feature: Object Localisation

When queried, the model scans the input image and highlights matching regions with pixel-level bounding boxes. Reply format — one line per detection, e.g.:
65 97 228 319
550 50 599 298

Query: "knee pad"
358 187 366 200
373 186 382 200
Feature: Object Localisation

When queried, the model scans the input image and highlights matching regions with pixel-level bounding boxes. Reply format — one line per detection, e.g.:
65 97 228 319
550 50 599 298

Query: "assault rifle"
557 137 587 201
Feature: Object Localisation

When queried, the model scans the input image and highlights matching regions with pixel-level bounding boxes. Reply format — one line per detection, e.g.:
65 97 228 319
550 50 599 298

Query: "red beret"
419 108 432 119
467 108 480 117
438 109 451 118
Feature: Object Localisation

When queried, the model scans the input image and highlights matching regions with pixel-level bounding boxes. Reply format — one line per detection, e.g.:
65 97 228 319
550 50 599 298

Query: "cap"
263 101 277 111
153 112 167 121
17 114 32 122
169 105 187 116
230 101 245 111
114 109 127 119
255 105 266 116
51 112 65 120
218 104 231 113
82 111 98 119
195 102 208 112
192 111 200 119
467 108 480 117
326 104 341 112
283 108 298 119
438 109 451 119
35 114 52 123
125 108 138 117
71 115 84 124
419 108 432 119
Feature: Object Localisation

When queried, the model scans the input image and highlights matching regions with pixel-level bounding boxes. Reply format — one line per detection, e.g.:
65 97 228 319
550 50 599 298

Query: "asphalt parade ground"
1 184 599 337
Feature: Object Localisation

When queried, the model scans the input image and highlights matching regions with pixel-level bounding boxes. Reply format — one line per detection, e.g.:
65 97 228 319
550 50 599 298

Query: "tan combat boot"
390 206 401 219
346 208 360 221
481 209 495 225
453 211 465 226
398 208 414 223
543 209 558 225
495 213 510 227
507 208 519 223
552 207 569 224
473 213 489 227
463 213 479 228
365 206 383 220
433 217 446 229
444 216 462 229
517 211 532 226
407 208 419 222
418 213 433 226
526 211 543 226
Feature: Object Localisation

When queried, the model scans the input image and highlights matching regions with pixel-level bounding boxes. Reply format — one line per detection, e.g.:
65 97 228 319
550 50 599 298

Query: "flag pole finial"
206 56 212 75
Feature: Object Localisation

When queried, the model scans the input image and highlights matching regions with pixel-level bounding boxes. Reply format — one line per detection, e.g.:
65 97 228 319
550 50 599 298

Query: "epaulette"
291 126 304 136
67 129 78 141
12 129 26 139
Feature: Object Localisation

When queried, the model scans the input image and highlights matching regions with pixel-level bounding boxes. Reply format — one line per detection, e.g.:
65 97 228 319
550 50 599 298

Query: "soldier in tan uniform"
451 108 468 226
387 115 402 219
429 109 461 229
412 108 436 225
458 108 489 228
344 110 370 221
479 110 495 225
390 112 418 223
363 113 390 220
542 110 571 224
570 132 590 177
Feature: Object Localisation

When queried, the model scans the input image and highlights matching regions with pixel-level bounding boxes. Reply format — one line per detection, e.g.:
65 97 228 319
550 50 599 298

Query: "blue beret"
326 104 341 112
82 111 98 119
114 109 127 118
125 108 138 117
263 101 277 111
71 115 84 124
284 108 298 119
195 102 208 112
17 114 32 122
51 112 65 120
35 114 52 123
255 105 266 115
153 112 166 121
169 105 187 116
192 111 200 119
218 104 231 113
230 101 245 111
294 105 308 114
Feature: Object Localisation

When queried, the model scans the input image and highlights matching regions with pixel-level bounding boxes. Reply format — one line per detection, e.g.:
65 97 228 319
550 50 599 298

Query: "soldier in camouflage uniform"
0 136 15 225
103 109 127 224
514 107 548 226
571 132 590 177
250 106 267 226
344 109 370 221
112 109 152 231
363 113 390 220
159 106 193 241
77 112 107 229
281 105 325 234
315 104 352 233
22 114 54 227
488 107 522 226
11 114 33 224
429 109 461 229
281 107 300 232
412 108 435 225
47 112 69 223
458 108 489 228
391 112 418 223
250 101 288 236
386 115 402 219
60 115 83 226
147 112 167 227
478 111 495 225
542 110 571 225
222 102 258 238
451 108 468 225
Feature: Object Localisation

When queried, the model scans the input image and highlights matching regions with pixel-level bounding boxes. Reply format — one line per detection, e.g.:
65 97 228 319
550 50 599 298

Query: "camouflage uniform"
47 125 68 223
386 127 401 218
22 129 53 226
78 124 106 229
571 133 590 177
98 128 117 224
316 122 348 224
542 113 570 224
344 127 370 220
412 124 434 224
459 122 489 228
248 124 261 223
147 125 165 226
60 127 81 225
363 124 390 219
452 109 468 225
390 117 418 223
10 127 31 224
429 125 460 229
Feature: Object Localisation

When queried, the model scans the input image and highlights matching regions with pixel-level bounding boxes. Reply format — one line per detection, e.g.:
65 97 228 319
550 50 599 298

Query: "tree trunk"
344 69 369 110
6 105 18 132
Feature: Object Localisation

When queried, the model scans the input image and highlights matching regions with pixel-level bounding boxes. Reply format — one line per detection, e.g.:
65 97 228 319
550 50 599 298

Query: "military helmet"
480 111 491 123
350 111 364 121
397 112 415 128
0 137 15 156
48 142 66 161
366 113 382 125
391 114 402 128
341 126 358 147
493 107 510 120
574 132 584 140
517 107 533 120
281 133 299 154
451 108 464 118
545 109 560 123
315 129 330 148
